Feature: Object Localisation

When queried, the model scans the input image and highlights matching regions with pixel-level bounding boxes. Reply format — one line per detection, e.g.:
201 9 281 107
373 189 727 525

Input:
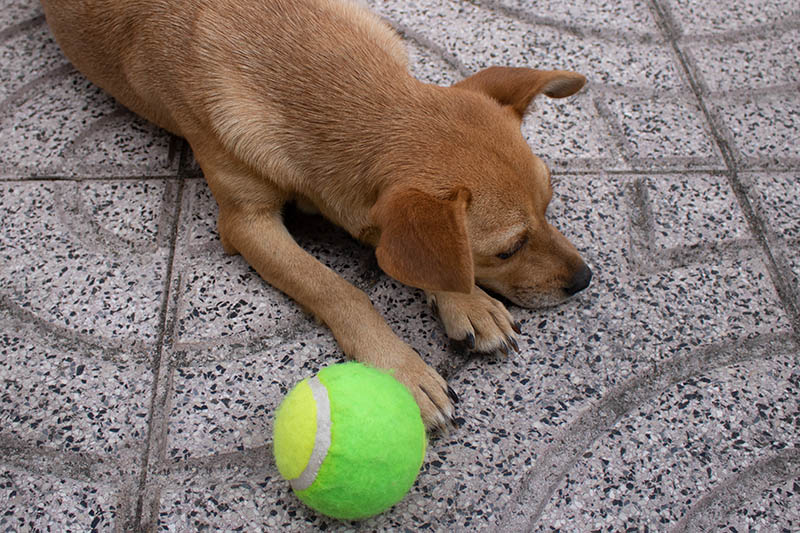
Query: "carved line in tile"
494 332 798 531
0 436 140 532
0 292 155 360
0 434 129 484
57 180 180 256
650 0 799 42
384 19 472 79
0 14 45 43
670 446 800 532
697 87 800 171
0 63 72 117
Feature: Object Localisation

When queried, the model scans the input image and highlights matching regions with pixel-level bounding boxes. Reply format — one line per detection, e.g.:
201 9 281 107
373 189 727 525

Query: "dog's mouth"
478 263 592 309
508 264 593 308
506 288 574 309
478 283 571 310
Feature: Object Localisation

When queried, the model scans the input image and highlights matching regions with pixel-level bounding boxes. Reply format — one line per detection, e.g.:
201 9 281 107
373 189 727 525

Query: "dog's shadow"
282 202 382 291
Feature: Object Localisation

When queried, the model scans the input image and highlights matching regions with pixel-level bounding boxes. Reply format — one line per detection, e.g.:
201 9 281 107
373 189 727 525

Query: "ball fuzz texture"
273 362 426 520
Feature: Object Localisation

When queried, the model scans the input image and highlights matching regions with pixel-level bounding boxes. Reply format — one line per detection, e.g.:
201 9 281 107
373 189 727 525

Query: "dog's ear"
454 67 586 119
370 187 473 294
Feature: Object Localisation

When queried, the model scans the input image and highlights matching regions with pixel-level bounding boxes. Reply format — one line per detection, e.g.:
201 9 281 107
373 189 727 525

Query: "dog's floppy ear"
454 67 586 119
370 187 473 294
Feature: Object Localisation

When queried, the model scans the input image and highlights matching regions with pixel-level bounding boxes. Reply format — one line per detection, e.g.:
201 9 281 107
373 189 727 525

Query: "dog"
40 0 592 431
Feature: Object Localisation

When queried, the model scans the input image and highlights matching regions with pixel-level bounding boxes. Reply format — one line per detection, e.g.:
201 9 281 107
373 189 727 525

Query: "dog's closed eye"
496 235 528 260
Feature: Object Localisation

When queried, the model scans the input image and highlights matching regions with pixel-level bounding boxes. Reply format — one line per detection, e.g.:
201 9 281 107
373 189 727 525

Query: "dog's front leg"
208 180 455 430
427 287 521 355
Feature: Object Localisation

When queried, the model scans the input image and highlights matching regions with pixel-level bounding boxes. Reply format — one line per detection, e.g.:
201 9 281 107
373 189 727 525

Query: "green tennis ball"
273 362 427 520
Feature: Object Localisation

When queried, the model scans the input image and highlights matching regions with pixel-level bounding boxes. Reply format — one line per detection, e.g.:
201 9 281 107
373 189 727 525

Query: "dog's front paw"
428 287 521 355
348 333 457 432
391 351 458 433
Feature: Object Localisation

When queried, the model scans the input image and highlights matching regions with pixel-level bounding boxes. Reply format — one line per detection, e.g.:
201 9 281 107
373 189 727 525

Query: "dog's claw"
447 385 460 404
428 286 521 356
498 342 510 356
465 332 476 350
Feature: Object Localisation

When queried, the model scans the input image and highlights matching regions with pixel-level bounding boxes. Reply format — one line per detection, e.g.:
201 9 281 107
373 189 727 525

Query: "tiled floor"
1 0 798 531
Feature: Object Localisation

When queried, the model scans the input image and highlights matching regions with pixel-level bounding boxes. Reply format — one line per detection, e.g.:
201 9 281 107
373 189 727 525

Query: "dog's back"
41 0 413 187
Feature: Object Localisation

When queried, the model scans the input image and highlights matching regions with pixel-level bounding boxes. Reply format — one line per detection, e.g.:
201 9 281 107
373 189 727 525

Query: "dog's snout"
564 263 592 296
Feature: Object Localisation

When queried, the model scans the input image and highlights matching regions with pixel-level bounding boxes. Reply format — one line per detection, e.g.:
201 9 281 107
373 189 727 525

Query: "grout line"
649 0 800 335
384 19 472 78
679 16 800 45
0 174 182 183
475 0 665 45
131 143 188 533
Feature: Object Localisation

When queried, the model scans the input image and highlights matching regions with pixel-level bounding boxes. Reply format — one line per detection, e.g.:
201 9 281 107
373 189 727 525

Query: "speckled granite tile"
489 169 787 528
666 0 799 37
644 173 752 250
743 171 800 244
171 181 380 347
411 304 790 530
165 339 335 462
369 0 683 90
687 472 800 532
0 306 148 531
157 451 465 532
172 179 383 347
523 90 620 171
157 450 448 532
173 251 310 344
0 0 42 27
604 94 724 169
406 40 462 86
0 18 176 179
710 91 800 168
0 467 127 533
784 249 800 306
157 468 301 532
0 312 152 459
0 20 66 101
0 68 176 177
535 351 799 531
0 181 174 348
534 174 786 384
687 30 800 93
490 0 661 37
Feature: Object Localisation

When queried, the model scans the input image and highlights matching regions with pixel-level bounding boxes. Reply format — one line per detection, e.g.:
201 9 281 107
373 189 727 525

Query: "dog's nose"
564 264 592 296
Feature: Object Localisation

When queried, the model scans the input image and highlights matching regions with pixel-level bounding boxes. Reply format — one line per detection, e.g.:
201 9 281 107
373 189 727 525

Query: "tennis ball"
273 362 426 520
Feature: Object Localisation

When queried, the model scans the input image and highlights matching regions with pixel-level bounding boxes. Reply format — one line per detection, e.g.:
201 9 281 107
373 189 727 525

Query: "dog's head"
371 67 591 308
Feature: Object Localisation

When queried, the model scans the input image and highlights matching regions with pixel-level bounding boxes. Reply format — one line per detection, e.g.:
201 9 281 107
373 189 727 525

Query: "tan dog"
41 0 591 430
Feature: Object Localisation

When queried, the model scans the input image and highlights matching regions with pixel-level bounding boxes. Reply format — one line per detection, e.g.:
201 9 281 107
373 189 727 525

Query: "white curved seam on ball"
290 376 331 491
